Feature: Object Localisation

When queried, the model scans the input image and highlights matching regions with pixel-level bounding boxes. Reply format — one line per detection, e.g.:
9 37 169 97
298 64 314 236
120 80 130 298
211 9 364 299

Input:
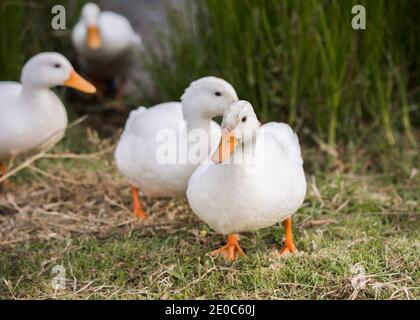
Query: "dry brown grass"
0 133 196 249
0 126 418 299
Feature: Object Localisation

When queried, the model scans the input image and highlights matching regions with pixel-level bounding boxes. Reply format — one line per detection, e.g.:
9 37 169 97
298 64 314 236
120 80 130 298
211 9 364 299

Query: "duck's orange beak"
64 70 96 94
211 129 237 163
87 25 101 49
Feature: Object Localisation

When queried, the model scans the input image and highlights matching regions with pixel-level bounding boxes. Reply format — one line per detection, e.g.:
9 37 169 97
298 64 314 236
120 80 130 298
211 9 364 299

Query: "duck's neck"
182 97 213 129
181 95 216 134
184 113 213 133
20 83 51 99
183 111 217 160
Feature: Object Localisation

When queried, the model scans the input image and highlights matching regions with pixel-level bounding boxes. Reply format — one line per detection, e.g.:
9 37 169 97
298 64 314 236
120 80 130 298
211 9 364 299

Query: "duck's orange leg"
210 233 246 261
279 216 296 255
131 185 148 221
0 162 6 177
0 162 11 188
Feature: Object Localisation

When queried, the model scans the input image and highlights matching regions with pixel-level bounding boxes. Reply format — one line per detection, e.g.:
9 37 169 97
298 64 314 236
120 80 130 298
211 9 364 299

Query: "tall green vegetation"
0 2 26 81
145 0 419 146
0 0 86 81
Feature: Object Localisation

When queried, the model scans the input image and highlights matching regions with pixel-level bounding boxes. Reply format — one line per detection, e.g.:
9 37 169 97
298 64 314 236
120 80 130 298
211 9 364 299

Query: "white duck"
115 77 238 220
72 2 142 96
0 52 96 181
187 100 307 260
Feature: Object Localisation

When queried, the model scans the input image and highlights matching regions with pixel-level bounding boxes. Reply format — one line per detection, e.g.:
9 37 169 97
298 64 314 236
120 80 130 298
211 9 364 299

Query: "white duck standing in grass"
72 2 142 100
187 100 306 260
0 52 96 182
115 77 238 221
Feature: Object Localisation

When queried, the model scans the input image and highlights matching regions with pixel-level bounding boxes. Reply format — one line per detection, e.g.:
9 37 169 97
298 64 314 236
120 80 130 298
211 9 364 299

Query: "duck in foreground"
115 77 238 221
72 2 142 101
0 52 96 183
187 100 307 260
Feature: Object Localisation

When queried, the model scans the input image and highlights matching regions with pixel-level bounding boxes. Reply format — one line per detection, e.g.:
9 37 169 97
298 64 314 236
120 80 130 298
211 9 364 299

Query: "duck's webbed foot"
210 233 245 261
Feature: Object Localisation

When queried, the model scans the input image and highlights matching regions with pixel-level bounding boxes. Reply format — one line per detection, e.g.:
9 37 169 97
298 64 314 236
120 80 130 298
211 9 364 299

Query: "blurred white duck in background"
0 52 96 183
187 100 306 260
115 77 238 221
72 2 142 101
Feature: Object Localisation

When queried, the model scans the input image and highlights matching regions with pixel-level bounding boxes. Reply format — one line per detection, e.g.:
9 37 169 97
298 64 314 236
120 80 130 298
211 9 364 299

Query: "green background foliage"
145 0 420 146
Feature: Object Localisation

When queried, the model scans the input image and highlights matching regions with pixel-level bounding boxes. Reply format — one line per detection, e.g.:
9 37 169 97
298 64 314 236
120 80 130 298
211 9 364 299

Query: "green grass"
1 225 418 299
145 0 420 146
0 128 418 300
1 176 418 299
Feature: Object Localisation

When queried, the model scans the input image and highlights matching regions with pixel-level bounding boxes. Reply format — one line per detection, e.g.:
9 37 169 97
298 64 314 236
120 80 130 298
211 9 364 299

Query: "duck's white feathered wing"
1 81 68 162
115 102 192 197
260 122 303 166
255 122 306 214
0 83 22 161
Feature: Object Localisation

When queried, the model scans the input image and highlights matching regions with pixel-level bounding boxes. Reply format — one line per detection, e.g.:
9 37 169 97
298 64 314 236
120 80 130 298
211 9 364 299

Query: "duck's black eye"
214 91 222 97
54 63 61 68
241 116 247 123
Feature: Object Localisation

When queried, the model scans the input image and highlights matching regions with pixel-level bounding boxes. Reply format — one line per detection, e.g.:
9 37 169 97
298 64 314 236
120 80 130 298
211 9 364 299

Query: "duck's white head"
81 2 101 49
181 77 238 119
212 100 261 163
21 52 96 93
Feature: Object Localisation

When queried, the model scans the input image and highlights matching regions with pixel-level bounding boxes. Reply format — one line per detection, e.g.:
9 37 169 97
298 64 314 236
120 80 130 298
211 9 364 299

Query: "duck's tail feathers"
124 106 147 132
